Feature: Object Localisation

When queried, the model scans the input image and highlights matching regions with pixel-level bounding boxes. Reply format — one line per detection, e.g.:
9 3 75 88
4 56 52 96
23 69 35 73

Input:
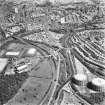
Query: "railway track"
63 35 92 105
1 35 69 105
11 34 83 105
1 23 105 105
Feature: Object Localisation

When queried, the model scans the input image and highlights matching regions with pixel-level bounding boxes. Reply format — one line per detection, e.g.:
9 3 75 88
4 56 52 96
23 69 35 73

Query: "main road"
11 30 91 105
61 32 91 105
2 34 69 105
1 27 92 105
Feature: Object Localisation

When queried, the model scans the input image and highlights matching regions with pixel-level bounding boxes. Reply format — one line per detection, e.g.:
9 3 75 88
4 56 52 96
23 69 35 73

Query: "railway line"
0 38 54 105
1 23 105 105
12 36 71 104
10 33 90 105
0 0 105 105
1 35 70 105
63 34 91 105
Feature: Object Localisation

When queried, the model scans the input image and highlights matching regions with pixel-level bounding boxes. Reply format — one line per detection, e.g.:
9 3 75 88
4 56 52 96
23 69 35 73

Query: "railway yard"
0 0 105 105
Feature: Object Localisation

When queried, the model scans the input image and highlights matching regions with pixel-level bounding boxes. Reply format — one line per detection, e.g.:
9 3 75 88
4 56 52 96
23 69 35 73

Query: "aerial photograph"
0 0 105 105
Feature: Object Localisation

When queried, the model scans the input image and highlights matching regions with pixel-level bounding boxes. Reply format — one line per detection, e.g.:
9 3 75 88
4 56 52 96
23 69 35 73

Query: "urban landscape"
0 0 105 105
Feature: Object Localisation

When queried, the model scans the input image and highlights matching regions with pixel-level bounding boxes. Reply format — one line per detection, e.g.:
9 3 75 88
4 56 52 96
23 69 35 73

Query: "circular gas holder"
0 39 58 105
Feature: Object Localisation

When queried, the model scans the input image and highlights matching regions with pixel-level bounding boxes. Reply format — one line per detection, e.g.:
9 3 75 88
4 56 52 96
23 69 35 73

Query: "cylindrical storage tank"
87 78 105 92
27 48 37 55
22 47 37 57
71 74 87 86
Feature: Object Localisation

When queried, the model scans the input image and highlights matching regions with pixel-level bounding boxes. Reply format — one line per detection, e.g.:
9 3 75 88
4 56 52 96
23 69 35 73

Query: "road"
2 35 69 105
1 36 57 105
61 32 92 105
0 28 94 105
